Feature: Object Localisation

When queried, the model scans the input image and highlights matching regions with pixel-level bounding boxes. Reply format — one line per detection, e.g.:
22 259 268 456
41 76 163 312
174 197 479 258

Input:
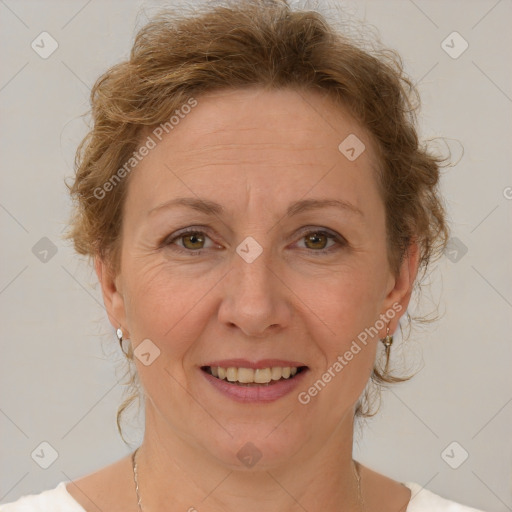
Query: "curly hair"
66 0 449 443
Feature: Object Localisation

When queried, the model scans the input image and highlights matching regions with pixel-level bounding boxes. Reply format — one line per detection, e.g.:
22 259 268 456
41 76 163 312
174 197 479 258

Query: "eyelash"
162 226 347 256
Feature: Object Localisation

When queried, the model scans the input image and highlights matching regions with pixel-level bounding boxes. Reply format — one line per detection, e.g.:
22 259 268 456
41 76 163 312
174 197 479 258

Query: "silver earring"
116 328 124 350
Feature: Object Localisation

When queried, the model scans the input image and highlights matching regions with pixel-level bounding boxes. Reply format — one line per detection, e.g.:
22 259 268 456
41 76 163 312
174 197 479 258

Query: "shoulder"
0 454 133 512
402 482 486 512
0 482 86 512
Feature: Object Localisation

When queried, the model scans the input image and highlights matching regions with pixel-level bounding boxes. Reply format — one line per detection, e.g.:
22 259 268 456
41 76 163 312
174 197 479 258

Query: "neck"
133 405 363 512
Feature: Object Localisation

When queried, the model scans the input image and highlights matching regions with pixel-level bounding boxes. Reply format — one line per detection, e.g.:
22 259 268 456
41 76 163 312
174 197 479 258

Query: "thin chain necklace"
131 447 365 511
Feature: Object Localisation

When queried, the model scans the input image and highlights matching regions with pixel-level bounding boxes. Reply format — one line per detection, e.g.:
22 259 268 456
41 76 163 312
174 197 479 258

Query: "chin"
199 421 310 471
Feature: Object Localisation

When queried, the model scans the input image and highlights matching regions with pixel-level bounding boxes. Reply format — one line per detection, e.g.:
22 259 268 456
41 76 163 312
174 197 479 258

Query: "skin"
67 87 418 512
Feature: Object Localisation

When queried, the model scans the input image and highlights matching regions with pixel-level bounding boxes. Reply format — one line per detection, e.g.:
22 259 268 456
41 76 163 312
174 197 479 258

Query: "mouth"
201 365 308 387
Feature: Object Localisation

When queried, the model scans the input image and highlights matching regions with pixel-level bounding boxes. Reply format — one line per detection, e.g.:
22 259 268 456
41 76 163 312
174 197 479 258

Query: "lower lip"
200 368 308 403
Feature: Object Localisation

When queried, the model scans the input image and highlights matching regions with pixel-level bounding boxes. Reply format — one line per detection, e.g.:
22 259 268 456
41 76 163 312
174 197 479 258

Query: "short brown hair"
66 0 449 442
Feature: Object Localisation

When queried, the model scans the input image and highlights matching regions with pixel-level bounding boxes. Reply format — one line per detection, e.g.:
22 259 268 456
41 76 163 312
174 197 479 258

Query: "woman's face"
99 87 417 469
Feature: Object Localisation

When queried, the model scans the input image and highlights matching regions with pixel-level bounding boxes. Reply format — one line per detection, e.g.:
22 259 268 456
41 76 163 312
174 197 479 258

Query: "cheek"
120 260 211 405
299 262 385 382
307 262 385 334
122 259 173 333
122 257 215 352
298 276 382 412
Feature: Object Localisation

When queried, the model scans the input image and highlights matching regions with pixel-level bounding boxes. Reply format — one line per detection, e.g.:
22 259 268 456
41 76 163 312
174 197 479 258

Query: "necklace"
131 447 365 511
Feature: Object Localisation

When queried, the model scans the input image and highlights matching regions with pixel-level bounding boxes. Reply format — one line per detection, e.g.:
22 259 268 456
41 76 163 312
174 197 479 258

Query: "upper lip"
202 359 308 370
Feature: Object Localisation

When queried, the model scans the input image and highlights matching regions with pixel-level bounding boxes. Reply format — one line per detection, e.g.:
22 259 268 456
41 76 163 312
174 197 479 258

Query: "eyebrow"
148 197 363 218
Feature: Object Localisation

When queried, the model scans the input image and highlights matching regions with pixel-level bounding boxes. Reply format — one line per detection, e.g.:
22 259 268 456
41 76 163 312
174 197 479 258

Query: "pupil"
185 233 203 248
307 233 325 249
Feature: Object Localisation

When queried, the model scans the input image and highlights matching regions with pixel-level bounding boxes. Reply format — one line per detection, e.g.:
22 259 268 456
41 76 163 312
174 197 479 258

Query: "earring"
381 325 393 369
116 327 132 358
116 327 124 348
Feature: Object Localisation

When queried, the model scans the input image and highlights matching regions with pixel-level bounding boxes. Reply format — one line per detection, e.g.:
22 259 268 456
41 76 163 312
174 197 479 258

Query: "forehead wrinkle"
173 120 333 150
172 141 328 156
166 144 335 175
173 161 321 175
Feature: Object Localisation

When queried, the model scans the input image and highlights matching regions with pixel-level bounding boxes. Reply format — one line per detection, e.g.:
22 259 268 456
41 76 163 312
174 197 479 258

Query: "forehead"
127 87 381 213
153 87 373 156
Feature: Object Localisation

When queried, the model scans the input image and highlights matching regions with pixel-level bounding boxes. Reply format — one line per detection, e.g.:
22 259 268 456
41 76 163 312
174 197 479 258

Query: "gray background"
0 0 511 510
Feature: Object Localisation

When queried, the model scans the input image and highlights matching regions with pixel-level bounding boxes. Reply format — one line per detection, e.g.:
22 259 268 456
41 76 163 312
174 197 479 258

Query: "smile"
202 365 307 386
200 363 309 403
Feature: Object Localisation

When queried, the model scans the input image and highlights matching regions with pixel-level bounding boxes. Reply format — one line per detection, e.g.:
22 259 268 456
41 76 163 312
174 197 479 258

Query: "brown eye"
304 232 329 250
164 227 344 256
164 228 217 253
181 232 206 250
293 228 346 255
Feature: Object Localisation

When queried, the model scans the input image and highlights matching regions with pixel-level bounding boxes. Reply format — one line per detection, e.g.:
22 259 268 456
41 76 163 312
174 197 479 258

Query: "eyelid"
161 226 219 248
293 225 341 239
162 225 347 253
291 226 347 252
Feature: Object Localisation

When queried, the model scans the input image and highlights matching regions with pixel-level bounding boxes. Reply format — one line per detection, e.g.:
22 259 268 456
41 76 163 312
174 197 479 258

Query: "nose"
217 245 292 338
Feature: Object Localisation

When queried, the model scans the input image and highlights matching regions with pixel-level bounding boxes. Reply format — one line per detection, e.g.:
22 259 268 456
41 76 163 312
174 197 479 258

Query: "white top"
0 480 486 511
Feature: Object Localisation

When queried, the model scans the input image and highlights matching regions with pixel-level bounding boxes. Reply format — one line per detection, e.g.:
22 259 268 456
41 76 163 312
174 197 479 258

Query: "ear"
95 256 128 336
381 242 420 334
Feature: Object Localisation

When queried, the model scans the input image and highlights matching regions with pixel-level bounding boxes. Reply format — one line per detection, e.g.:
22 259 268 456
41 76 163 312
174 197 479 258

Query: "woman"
1 1 487 510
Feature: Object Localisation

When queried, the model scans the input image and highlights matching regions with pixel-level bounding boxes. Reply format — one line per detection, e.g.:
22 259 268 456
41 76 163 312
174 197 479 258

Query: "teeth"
207 366 302 384
271 367 282 381
237 367 254 383
254 368 271 383
226 367 237 382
